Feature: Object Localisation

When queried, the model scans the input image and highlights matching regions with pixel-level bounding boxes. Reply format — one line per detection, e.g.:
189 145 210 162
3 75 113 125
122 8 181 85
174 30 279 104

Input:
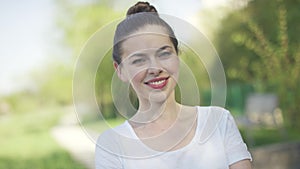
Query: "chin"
148 91 168 103
138 89 174 105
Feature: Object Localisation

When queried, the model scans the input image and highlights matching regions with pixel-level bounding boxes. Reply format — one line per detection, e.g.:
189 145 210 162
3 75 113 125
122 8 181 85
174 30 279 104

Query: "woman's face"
116 25 179 103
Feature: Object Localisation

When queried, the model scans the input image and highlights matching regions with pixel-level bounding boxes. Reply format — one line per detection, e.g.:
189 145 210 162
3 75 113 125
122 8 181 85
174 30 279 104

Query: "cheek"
163 57 180 76
130 69 147 85
122 64 144 82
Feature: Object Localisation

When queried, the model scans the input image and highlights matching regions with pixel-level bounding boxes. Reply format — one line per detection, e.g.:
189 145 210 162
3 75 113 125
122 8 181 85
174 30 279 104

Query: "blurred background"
0 0 299 168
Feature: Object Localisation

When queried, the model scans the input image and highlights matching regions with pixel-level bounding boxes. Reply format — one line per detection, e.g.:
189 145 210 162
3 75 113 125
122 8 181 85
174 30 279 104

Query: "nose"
147 58 163 75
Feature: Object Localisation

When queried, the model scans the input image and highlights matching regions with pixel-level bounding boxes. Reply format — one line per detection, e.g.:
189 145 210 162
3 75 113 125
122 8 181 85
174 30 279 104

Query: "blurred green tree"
37 63 74 105
56 0 123 118
215 0 300 128
56 0 122 55
2 62 73 114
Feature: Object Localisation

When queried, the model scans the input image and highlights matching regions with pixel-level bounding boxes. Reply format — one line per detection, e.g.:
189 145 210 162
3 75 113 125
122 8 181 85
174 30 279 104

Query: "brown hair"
127 1 157 16
113 1 178 64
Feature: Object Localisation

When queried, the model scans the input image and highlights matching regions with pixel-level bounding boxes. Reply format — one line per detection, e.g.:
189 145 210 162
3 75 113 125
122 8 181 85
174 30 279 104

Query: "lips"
144 77 169 89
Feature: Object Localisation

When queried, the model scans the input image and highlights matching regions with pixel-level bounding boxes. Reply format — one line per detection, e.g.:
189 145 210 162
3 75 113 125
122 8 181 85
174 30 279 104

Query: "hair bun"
126 1 158 16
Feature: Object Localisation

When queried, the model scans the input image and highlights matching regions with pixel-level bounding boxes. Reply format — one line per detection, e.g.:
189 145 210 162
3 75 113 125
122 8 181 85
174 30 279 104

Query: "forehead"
121 25 173 56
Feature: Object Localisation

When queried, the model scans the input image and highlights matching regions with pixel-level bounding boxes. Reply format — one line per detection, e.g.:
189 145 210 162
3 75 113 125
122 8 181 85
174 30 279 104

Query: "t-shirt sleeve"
95 145 123 169
95 131 123 169
221 110 252 165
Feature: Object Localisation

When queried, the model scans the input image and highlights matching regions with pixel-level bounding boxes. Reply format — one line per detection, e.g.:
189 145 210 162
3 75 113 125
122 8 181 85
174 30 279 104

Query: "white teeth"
149 80 165 85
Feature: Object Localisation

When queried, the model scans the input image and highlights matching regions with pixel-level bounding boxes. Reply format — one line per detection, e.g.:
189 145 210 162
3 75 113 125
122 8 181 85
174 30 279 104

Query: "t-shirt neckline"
124 106 205 154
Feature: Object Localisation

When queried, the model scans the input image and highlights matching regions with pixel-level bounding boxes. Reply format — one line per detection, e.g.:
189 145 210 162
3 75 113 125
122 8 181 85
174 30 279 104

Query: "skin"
115 25 197 151
114 24 252 169
116 25 179 107
230 159 252 169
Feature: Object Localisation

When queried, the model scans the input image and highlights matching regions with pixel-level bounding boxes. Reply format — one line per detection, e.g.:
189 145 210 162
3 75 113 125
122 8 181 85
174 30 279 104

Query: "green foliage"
95 49 118 118
2 61 73 115
240 127 300 148
179 45 211 105
56 1 123 119
0 108 86 169
3 91 40 114
215 0 300 128
36 63 73 105
0 151 86 169
226 83 254 116
56 0 123 55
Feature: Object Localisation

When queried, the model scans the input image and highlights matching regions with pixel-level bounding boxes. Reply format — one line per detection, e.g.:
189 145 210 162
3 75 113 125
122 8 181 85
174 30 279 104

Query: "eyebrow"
128 45 173 58
128 53 147 58
156 45 172 54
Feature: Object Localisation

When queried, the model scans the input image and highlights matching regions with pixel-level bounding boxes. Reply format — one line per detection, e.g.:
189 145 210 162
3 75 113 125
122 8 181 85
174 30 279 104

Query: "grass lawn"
0 107 87 169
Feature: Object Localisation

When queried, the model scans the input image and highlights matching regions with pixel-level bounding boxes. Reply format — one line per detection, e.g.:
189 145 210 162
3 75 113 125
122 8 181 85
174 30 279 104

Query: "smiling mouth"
144 77 170 89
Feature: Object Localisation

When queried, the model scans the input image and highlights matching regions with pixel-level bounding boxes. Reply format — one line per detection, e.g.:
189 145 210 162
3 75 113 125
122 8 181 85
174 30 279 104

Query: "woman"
95 2 252 169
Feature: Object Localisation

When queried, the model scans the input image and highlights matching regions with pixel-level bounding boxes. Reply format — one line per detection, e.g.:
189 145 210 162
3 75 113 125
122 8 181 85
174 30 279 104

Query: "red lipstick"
144 77 169 89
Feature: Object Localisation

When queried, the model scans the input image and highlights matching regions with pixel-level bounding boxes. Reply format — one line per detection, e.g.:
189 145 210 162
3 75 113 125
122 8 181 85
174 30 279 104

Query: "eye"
132 58 146 65
158 51 172 58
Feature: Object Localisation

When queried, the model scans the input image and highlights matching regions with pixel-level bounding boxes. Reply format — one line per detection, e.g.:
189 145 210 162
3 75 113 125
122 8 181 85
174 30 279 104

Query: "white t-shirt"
95 106 252 169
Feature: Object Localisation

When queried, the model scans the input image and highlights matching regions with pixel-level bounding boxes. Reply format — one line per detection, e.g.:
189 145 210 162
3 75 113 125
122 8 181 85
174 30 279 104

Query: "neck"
130 92 180 124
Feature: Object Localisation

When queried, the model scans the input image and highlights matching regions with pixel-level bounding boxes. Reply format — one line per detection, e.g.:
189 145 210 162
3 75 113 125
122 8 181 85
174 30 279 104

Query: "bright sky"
0 0 234 96
0 0 56 95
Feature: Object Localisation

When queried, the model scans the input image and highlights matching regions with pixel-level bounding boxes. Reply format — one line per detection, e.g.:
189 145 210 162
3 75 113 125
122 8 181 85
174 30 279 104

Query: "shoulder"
95 124 127 168
95 121 130 156
201 106 229 113
196 106 232 140
197 106 231 119
96 121 130 147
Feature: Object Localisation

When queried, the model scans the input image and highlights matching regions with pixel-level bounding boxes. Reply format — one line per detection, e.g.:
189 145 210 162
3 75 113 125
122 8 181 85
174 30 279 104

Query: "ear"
113 62 129 82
